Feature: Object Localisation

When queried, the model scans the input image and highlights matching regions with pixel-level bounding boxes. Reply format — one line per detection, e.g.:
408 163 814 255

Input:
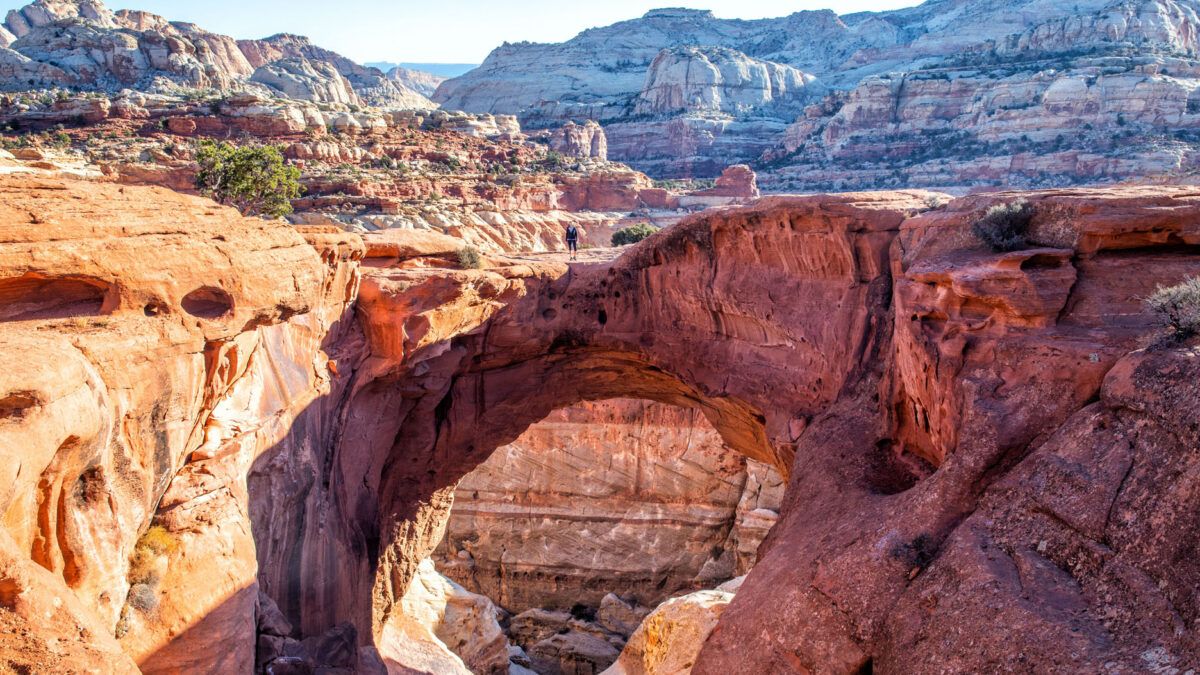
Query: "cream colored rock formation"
0 0 432 108
602 590 733 675
435 399 783 613
379 558 509 675
436 0 1200 187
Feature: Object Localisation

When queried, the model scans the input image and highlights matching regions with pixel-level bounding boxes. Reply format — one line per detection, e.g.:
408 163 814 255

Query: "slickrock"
4 168 1200 675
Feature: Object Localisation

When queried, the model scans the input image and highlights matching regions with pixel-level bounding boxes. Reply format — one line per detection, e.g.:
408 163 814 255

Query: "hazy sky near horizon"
0 0 921 63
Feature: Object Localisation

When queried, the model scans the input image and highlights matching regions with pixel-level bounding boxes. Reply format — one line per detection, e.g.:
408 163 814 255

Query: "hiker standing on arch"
565 223 579 261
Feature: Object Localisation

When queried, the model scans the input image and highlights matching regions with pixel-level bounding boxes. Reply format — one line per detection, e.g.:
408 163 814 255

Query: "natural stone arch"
350 192 933 639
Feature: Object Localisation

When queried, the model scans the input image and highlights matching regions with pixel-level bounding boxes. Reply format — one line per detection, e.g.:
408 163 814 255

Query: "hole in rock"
866 439 937 496
597 309 608 325
421 399 784 675
181 287 234 319
0 392 40 420
1020 254 1066 271
0 274 110 322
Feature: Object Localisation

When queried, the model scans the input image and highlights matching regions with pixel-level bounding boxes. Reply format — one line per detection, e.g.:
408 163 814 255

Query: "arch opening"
392 395 785 675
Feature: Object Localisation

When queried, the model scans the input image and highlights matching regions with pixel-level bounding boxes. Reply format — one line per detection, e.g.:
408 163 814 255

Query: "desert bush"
139 525 177 555
972 200 1034 252
457 245 482 269
195 140 301 218
611 223 658 247
1146 276 1200 341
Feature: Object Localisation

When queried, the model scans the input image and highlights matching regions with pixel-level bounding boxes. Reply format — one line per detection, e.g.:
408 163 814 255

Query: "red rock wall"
5 176 1200 674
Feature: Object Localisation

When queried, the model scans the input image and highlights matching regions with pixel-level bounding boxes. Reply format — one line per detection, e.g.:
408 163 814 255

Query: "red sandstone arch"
345 193 930 642
278 187 1200 674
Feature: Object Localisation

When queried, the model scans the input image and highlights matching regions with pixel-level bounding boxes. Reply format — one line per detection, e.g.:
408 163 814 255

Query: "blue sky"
1 1 921 63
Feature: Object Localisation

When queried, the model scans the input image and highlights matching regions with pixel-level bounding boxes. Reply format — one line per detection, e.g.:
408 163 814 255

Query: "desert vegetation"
1146 276 1200 342
195 141 301 218
612 223 657 247
972 200 1035 252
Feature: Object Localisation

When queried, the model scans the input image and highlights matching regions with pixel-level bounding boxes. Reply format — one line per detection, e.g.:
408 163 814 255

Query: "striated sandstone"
434 398 783 613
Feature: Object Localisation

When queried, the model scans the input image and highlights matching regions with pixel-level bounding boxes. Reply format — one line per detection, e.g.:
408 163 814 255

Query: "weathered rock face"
387 66 447 98
0 0 430 108
238 33 433 109
249 58 358 105
0 176 365 673
634 46 819 118
550 120 608 160
5 174 1200 674
679 164 761 208
436 0 1200 184
434 399 783 613
603 589 733 675
379 558 509 675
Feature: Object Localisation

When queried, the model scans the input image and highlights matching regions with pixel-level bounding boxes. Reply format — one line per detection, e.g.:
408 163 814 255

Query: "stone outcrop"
603 589 733 675
4 170 1200 674
0 0 431 108
434 399 783 613
435 0 1200 185
238 33 433 109
387 66 447 98
0 175 364 673
634 46 819 117
679 164 761 208
550 120 608 160
379 558 510 675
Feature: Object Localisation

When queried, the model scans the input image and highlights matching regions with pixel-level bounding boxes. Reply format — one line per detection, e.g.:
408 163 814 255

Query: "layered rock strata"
2 175 1200 674
0 0 432 107
435 398 783 612
436 0 1200 187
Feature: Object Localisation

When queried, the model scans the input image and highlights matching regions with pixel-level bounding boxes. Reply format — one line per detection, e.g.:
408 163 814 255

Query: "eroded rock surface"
435 398 782 613
3 175 1200 675
436 1 1200 187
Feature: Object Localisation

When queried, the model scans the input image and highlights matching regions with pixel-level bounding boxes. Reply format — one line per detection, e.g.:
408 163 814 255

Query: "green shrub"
1146 276 1200 342
611 223 658 247
194 140 301 218
972 200 1034 252
457 245 482 269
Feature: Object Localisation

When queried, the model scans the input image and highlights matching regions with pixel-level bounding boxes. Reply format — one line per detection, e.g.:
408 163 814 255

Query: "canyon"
1 162 1198 673
1 0 1200 673
435 0 1200 189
